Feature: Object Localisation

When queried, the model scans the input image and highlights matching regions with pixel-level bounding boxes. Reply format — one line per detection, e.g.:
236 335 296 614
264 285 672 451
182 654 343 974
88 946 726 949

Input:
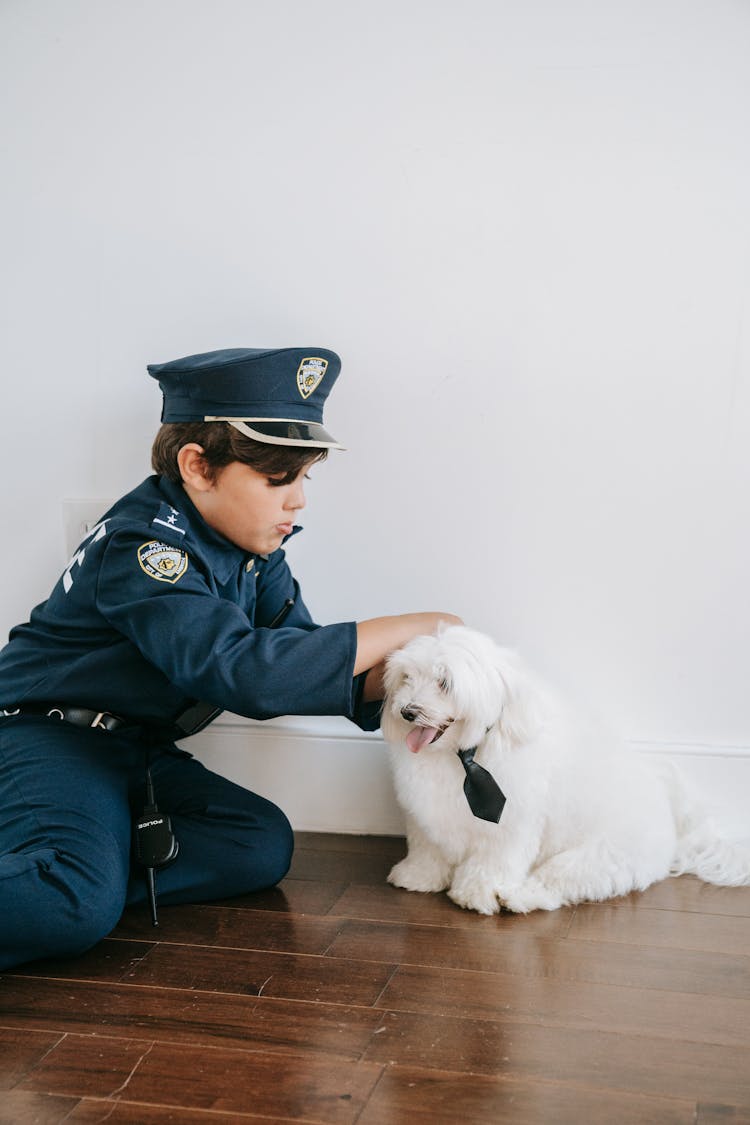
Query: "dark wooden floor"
1 833 749 1124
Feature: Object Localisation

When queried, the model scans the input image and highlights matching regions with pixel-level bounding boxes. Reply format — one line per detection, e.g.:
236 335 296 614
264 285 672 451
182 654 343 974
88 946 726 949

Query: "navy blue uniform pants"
0 716 294 971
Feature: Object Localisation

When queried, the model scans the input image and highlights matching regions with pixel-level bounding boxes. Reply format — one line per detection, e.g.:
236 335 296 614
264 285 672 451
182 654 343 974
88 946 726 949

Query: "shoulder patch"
138 540 189 584
152 502 187 536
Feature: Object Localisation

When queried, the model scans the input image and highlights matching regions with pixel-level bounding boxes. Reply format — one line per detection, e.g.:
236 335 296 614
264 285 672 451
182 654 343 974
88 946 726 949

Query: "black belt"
1 704 127 733
1 700 222 739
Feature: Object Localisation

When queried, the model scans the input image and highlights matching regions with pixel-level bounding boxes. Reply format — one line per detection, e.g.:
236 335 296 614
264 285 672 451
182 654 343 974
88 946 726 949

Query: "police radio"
133 765 179 926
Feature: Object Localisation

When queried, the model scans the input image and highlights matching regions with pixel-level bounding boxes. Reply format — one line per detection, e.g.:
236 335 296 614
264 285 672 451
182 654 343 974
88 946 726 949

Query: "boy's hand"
355 612 463 700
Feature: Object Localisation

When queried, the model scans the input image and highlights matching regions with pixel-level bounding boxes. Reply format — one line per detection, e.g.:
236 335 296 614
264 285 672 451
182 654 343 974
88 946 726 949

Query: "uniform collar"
157 476 249 585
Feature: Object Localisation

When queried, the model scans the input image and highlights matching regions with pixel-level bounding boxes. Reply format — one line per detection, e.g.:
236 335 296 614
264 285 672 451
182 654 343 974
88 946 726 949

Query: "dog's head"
382 625 539 753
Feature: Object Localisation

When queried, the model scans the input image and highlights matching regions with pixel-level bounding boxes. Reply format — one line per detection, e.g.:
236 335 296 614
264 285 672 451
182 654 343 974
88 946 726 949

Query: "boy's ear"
177 443 212 491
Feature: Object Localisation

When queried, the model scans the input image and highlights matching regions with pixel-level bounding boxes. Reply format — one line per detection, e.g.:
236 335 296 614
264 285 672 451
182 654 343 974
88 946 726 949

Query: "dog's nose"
400 707 418 723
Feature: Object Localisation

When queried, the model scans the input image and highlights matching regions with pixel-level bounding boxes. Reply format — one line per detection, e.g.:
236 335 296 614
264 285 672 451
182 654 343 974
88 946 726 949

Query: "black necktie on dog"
457 747 506 823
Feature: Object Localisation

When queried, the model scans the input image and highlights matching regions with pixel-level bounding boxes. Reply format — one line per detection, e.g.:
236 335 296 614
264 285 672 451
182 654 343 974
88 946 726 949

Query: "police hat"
147 347 344 449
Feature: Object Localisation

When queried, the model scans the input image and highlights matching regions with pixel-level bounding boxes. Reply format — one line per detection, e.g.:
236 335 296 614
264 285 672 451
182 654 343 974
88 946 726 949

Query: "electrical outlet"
62 499 115 558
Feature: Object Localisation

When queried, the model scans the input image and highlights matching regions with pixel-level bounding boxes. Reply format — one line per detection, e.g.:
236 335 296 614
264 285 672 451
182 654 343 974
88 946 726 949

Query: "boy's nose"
285 481 306 510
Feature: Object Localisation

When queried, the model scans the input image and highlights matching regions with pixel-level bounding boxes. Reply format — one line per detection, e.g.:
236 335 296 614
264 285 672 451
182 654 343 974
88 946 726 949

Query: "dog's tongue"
406 726 440 753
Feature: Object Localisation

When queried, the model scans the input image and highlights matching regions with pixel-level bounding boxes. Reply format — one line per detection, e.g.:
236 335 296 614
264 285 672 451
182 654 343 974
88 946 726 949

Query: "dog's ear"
492 649 542 746
382 648 405 702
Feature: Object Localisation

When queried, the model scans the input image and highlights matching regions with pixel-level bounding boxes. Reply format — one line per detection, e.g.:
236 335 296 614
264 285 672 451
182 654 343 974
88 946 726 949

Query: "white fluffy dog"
382 625 750 914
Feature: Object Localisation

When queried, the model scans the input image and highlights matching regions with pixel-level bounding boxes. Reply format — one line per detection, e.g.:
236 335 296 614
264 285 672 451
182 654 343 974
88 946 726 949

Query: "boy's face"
190 459 311 555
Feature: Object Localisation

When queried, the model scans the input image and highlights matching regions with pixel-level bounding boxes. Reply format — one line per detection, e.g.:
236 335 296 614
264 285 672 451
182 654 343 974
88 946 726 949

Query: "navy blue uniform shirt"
0 475 380 733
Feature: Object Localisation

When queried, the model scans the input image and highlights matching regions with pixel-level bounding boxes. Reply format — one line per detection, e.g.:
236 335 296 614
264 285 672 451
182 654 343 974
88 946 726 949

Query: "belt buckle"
90 711 109 730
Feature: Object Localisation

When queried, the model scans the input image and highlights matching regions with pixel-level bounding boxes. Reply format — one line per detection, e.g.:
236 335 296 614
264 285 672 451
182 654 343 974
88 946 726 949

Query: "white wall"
2 0 749 833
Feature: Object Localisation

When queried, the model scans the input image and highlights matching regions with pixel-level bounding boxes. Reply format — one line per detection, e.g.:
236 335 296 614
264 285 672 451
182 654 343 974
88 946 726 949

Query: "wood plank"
324 913 595 971
627 876 750 917
358 1065 696 1125
177 877 350 916
570 901 750 955
234 994 385 1058
329 881 488 925
327 881 575 932
18 1035 156 1099
361 1011 750 1105
330 900 575 945
112 906 345 954
5 941 155 985
0 1027 65 1088
99 1040 382 1124
696 1106 750 1125
294 832 405 856
286 847 396 885
0 978 385 1061
66 1100 293 1123
374 962 750 1046
122 943 395 1006
0 1088 80 1124
17 1032 383 1120
326 918 750 997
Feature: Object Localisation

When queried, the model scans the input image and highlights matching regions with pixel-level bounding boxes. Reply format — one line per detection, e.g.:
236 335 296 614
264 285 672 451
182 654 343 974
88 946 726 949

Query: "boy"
0 346 459 971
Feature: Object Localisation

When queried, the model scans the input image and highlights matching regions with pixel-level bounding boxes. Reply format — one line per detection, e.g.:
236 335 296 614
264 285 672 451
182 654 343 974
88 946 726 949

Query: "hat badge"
296 356 328 400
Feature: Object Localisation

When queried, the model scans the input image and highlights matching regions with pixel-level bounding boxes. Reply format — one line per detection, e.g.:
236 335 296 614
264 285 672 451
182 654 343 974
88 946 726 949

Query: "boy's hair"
151 422 327 484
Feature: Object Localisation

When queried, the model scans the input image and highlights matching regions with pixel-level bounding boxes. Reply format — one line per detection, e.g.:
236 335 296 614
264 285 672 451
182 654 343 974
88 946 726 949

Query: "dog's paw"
499 879 564 914
448 886 500 915
388 856 451 894
447 871 501 915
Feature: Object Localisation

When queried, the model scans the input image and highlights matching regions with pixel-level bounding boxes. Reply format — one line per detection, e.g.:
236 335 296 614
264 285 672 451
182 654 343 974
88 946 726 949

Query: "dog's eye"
438 676 450 693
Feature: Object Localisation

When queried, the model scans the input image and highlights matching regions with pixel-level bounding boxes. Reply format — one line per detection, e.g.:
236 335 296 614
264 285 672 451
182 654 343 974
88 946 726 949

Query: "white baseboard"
631 739 750 841
187 715 404 835
186 715 750 839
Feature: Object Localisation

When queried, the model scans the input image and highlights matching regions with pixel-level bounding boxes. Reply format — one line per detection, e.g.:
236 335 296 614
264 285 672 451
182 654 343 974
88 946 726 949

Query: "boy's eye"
265 470 311 487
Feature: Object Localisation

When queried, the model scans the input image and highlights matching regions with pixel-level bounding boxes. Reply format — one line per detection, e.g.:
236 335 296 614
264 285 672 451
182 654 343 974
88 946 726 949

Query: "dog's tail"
671 827 750 886
664 762 750 886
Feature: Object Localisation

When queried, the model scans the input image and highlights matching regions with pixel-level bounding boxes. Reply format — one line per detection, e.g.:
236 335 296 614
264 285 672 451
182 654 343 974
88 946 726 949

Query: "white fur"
382 626 750 914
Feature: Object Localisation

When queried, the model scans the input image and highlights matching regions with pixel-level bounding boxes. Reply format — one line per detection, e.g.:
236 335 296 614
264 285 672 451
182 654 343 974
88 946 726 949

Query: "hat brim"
204 417 345 450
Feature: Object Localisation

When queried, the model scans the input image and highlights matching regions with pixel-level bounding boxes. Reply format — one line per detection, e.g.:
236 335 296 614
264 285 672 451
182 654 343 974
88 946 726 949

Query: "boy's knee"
239 801 294 890
48 895 124 959
228 800 294 893
0 845 127 968
261 805 294 886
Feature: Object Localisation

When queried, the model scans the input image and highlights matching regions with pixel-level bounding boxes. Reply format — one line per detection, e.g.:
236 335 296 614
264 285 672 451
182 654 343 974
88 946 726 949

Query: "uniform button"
245 558 255 572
